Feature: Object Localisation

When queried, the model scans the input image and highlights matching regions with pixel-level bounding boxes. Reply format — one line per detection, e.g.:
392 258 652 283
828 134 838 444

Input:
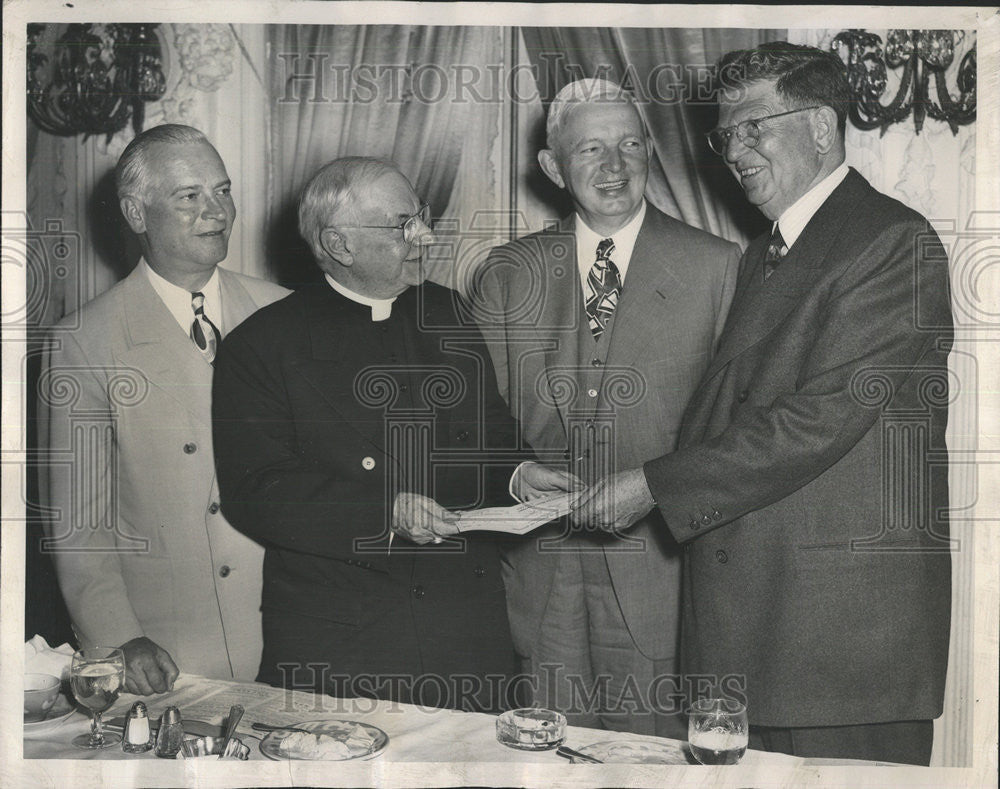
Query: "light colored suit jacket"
474 204 740 660
41 264 289 680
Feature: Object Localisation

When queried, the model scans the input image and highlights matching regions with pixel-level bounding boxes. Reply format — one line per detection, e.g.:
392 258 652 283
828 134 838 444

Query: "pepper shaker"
122 701 154 753
154 706 184 758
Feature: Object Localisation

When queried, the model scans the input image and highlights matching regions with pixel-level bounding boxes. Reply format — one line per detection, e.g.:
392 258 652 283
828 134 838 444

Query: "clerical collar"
324 273 397 321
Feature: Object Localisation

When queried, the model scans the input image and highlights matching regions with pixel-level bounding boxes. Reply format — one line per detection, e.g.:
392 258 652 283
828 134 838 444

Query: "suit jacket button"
362 456 376 470
183 442 197 454
411 585 425 599
712 509 721 520
689 519 699 530
563 451 571 460
587 388 598 398
715 550 728 564
219 565 231 578
208 502 220 514
701 514 712 525
591 359 604 367
474 566 486 578
737 390 749 403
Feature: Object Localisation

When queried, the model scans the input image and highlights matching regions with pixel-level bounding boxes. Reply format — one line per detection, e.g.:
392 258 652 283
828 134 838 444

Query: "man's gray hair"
115 124 210 200
545 78 642 149
298 156 401 263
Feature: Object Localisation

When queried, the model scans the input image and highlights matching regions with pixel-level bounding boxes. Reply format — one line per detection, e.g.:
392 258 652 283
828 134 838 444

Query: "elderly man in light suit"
41 124 289 694
473 79 740 737
574 43 953 765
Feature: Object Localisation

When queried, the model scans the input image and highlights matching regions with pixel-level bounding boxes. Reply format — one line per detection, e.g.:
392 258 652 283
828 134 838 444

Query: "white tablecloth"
22 673 908 787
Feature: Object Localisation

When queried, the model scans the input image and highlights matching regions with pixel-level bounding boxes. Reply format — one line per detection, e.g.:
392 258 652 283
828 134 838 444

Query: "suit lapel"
116 265 213 425
218 267 259 333
538 220 585 437
605 208 682 370
704 169 867 381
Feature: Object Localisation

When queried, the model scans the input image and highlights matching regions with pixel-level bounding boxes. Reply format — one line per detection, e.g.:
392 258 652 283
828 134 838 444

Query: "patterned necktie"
585 238 622 340
190 291 222 363
763 224 788 281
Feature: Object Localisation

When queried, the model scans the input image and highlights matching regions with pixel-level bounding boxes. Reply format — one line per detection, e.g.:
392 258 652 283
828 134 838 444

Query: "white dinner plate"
24 693 77 733
260 719 389 761
571 739 691 765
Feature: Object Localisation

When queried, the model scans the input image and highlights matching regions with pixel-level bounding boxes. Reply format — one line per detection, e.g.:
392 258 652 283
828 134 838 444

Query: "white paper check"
455 491 573 535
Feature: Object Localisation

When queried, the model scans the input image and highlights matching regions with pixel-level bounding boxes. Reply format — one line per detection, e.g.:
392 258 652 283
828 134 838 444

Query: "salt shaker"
154 706 184 758
122 701 153 753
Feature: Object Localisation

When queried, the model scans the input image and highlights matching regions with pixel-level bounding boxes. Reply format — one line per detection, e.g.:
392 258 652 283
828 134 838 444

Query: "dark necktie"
190 291 222 363
763 224 788 281
585 238 622 340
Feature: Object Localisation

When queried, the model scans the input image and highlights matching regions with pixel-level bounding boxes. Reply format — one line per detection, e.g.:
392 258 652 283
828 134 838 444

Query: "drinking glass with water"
688 697 748 765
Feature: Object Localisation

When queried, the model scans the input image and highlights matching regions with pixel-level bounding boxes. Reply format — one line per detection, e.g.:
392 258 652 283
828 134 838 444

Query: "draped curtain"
520 27 785 246
267 25 503 287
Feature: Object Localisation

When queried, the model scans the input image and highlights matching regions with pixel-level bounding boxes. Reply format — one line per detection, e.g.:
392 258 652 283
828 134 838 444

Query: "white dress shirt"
575 200 647 290
324 273 396 321
143 259 224 335
776 163 849 249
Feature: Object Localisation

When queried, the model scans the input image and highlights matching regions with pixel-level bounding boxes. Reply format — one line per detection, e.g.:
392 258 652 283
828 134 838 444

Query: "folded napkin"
25 634 75 680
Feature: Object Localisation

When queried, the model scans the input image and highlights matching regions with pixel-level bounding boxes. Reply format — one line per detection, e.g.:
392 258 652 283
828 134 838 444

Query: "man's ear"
812 106 839 155
320 227 352 267
120 196 146 234
538 149 566 190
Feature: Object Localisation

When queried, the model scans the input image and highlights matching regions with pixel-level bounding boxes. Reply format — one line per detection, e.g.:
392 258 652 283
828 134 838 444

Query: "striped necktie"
190 291 222 363
585 238 622 340
763 224 788 281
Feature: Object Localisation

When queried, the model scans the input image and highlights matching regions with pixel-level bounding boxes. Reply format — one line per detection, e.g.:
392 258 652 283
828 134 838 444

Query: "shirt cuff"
509 461 537 503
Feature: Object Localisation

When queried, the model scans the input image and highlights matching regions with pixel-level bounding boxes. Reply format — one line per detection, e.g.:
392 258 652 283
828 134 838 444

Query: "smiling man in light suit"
41 124 289 694
472 79 740 737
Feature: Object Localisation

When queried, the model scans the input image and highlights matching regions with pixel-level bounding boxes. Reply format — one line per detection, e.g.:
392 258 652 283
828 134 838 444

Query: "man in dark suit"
473 79 740 737
573 43 953 764
212 157 576 712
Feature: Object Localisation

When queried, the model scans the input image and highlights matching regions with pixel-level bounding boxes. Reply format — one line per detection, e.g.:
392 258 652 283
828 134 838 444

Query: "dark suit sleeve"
644 218 952 542
212 327 390 562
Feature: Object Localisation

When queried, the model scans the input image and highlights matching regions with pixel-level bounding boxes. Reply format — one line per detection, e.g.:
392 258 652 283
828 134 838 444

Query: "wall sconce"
27 23 167 142
831 29 975 136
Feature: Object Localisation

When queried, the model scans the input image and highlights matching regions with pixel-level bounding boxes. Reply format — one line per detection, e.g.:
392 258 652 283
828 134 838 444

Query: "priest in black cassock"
212 157 578 712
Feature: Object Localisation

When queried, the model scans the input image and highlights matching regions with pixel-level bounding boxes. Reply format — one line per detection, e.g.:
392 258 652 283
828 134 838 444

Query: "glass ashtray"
495 707 567 751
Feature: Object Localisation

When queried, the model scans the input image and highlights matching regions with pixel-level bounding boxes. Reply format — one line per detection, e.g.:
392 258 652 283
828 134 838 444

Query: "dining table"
20 672 920 787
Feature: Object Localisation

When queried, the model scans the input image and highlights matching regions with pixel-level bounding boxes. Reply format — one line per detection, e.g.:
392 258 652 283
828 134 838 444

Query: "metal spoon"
556 744 604 764
218 704 244 759
251 721 313 735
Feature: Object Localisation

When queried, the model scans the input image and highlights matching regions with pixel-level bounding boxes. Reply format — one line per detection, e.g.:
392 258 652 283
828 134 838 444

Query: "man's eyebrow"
170 179 231 195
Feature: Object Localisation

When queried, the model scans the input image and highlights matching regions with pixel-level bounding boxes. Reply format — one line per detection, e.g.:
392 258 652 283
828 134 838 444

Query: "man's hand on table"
120 636 179 695
570 468 655 533
511 461 585 503
392 492 461 544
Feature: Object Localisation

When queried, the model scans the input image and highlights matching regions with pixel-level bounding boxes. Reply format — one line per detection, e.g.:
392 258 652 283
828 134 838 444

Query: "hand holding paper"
456 490 574 535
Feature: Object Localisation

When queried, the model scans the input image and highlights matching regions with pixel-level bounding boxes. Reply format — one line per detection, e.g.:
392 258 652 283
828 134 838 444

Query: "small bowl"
178 735 251 760
496 707 567 751
24 673 62 722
